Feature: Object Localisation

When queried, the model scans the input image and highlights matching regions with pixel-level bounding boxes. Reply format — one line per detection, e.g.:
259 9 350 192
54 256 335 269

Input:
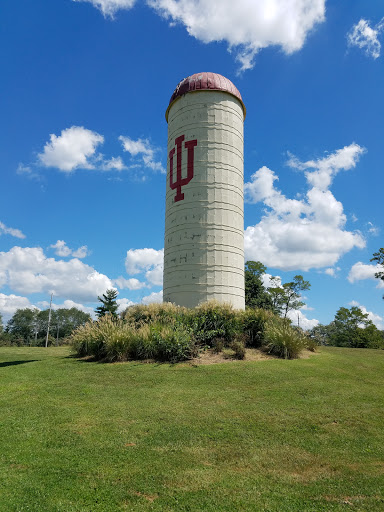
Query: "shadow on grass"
69 354 176 368
0 360 39 368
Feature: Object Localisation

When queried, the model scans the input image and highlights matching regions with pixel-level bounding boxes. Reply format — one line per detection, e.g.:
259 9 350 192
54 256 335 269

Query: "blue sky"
1 0 383 329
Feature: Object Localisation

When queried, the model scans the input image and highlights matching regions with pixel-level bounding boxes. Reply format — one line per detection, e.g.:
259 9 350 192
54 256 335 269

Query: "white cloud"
38 126 104 172
101 156 127 171
72 246 89 258
142 290 163 305
287 143 365 191
119 136 165 173
116 297 136 313
148 0 325 71
324 267 340 277
287 309 319 331
347 18 384 59
113 277 147 290
367 222 380 236
349 301 384 330
16 163 41 180
0 246 114 301
261 273 282 289
49 240 89 259
145 265 163 286
0 293 36 322
49 240 72 257
37 299 95 317
72 0 136 18
125 248 164 274
244 144 366 271
0 221 26 239
348 262 384 289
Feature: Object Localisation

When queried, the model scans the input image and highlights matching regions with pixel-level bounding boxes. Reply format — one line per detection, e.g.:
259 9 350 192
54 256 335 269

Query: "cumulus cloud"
0 293 36 322
0 221 26 239
142 290 163 304
35 126 133 173
113 276 147 290
324 267 340 277
72 0 136 18
119 136 165 173
287 143 365 191
244 144 366 271
349 301 384 330
148 0 325 71
100 156 127 171
347 18 384 59
37 299 95 317
49 240 89 259
348 262 384 289
125 248 164 281
286 309 319 331
116 297 136 313
0 246 113 301
38 126 104 172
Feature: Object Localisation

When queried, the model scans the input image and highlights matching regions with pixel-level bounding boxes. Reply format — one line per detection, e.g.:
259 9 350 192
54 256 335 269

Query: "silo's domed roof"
166 72 246 121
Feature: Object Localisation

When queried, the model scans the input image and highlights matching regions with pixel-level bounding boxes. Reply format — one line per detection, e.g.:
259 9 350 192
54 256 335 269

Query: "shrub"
71 316 118 359
149 323 197 362
305 336 318 352
121 303 183 328
264 317 307 359
239 308 273 347
212 338 225 353
185 301 240 346
71 315 197 363
231 340 246 360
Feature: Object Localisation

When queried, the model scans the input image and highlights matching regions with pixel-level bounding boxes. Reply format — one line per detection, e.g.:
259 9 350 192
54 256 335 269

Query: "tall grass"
70 314 196 363
264 317 309 359
71 302 310 362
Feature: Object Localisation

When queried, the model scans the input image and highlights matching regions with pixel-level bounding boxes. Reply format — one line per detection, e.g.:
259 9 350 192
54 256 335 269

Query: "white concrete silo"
163 72 246 309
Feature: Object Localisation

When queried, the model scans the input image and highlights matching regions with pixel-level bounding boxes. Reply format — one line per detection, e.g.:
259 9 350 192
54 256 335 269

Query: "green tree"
53 308 91 339
309 323 335 346
6 308 39 343
269 275 311 319
329 306 383 348
371 248 384 298
0 312 3 334
95 289 119 318
244 261 274 310
6 307 92 345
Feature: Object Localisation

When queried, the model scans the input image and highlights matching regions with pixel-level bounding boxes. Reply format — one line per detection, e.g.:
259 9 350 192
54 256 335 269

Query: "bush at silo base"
70 301 312 362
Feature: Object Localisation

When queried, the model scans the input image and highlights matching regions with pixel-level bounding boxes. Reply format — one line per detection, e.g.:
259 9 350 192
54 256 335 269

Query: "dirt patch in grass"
186 347 317 365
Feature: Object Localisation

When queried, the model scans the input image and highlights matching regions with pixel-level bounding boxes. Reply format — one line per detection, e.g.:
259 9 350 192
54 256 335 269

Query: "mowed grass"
0 347 383 512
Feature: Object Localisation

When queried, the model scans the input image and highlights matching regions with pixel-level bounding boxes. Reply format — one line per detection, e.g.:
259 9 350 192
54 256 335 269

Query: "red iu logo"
169 135 197 202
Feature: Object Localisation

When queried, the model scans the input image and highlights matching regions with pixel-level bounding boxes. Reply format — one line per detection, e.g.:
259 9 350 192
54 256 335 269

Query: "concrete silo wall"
164 90 245 309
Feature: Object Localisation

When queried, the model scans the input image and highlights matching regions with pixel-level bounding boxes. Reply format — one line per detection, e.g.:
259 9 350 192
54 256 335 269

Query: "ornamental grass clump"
71 315 135 361
239 308 273 347
70 314 196 363
185 300 240 346
264 317 308 359
121 302 184 328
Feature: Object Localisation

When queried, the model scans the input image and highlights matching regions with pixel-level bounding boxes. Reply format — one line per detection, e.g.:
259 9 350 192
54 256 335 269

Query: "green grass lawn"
0 346 383 511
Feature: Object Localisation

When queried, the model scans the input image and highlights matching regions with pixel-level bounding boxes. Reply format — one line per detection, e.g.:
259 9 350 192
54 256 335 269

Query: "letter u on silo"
164 72 246 310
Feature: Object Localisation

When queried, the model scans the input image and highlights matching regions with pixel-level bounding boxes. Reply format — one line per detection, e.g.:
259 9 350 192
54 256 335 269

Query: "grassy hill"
0 346 383 511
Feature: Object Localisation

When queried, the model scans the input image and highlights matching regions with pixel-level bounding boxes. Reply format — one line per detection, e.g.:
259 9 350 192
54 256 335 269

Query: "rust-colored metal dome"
166 72 246 121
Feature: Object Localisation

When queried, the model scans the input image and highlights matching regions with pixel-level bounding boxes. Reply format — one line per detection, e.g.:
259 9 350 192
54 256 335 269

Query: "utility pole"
45 293 53 348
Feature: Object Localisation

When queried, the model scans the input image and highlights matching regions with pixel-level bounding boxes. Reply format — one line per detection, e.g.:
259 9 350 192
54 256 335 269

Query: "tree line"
1 248 383 349
0 307 91 346
245 246 384 349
